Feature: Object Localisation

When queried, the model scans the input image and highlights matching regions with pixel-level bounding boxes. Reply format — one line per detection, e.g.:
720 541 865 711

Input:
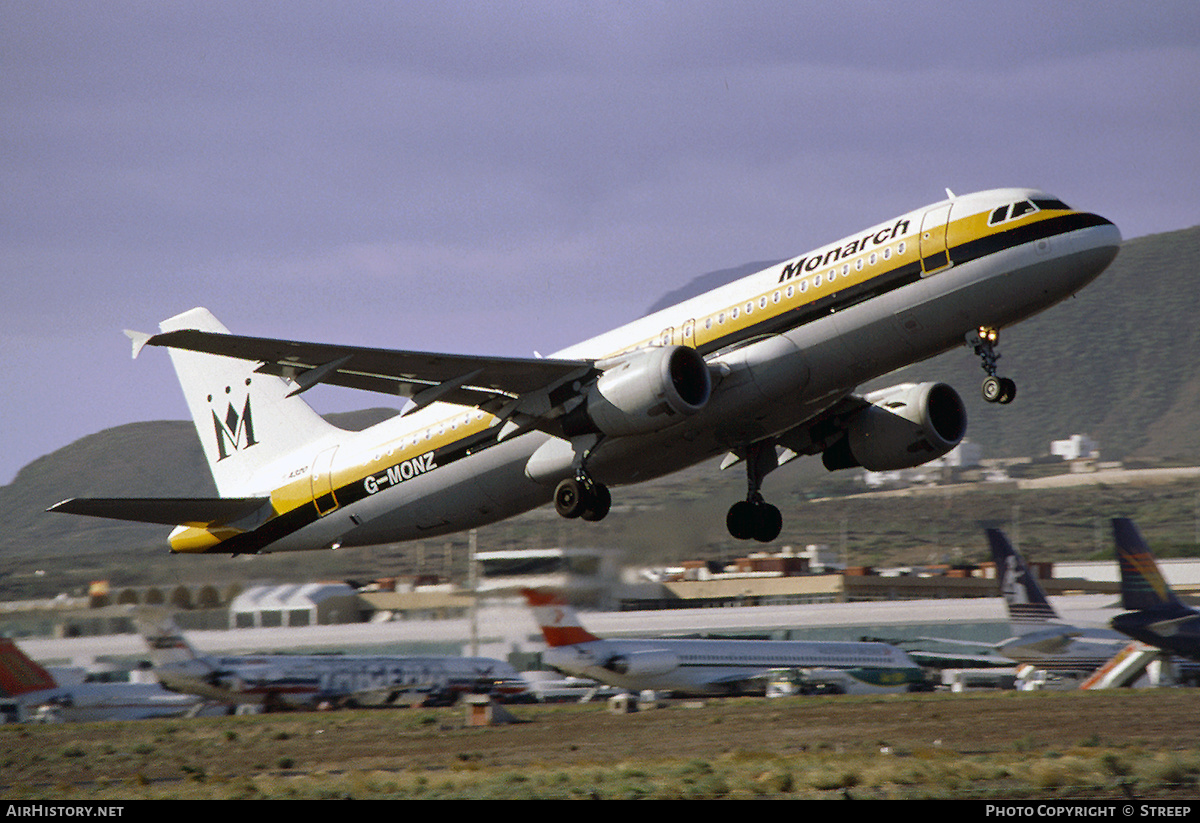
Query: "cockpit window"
1009 200 1037 220
1032 198 1070 211
988 197 1062 227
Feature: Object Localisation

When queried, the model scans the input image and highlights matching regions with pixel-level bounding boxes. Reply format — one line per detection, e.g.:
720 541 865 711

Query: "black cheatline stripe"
217 212 1110 553
214 434 486 554
696 261 924 357
952 212 1114 268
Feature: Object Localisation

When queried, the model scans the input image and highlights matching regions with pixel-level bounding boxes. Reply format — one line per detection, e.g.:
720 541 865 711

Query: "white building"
228 582 362 629
472 548 621 607
1050 434 1100 461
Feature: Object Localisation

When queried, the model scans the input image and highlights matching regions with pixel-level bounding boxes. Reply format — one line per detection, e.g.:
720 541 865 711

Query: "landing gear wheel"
726 499 783 542
981 375 1003 403
727 500 757 540
554 476 611 522
981 375 1017 404
554 477 587 519
581 483 611 522
752 502 783 543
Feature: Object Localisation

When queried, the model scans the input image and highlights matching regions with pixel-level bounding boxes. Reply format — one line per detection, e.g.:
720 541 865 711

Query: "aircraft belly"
331 436 550 546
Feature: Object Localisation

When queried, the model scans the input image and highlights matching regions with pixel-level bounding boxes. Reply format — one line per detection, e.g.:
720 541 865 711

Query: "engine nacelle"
823 382 967 472
564 345 711 438
604 649 680 677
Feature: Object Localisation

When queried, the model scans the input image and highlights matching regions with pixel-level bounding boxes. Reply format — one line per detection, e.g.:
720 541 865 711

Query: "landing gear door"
311 447 339 516
919 204 953 275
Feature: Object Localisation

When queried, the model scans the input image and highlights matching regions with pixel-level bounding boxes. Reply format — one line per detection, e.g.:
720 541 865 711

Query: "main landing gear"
554 474 611 522
553 435 611 522
970 327 1017 405
726 441 783 543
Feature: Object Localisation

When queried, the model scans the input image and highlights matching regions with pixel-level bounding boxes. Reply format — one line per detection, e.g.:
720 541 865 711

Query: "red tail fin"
0 639 57 696
521 588 601 647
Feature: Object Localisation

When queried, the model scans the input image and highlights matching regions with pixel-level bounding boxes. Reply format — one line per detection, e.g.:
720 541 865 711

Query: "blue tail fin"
1113 518 1188 614
985 527 1058 629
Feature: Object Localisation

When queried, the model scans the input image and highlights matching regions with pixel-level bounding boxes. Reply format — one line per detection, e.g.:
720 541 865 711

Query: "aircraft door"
919 204 953 275
311 447 340 516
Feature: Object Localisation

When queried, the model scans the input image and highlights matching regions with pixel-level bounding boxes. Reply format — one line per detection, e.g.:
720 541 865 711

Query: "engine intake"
822 382 967 472
563 345 711 438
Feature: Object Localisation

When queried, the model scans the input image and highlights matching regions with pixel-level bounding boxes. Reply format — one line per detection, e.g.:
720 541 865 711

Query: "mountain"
0 409 397 561
3 227 1198 562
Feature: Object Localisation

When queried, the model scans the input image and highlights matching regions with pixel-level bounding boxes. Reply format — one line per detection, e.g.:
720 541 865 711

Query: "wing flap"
147 328 594 413
48 497 271 528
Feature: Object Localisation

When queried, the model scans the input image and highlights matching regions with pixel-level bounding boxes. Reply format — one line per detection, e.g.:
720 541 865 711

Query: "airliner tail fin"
521 588 602 647
985 527 1059 630
0 639 58 696
153 308 341 496
1114 518 1189 614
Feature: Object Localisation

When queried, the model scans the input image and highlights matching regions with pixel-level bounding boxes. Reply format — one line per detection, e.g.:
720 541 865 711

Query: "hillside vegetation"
2 227 1198 594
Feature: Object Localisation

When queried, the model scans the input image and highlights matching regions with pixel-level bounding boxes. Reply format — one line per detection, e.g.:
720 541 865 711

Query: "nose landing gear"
970 327 1016 404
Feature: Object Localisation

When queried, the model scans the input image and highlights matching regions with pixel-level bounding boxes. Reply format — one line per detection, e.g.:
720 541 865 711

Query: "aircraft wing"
142 328 596 420
47 497 270 527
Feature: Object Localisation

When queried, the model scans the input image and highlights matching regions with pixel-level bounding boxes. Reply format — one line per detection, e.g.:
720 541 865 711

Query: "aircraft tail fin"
521 588 601 647
0 639 58 696
985 527 1059 630
1113 518 1189 614
133 609 208 669
147 308 341 497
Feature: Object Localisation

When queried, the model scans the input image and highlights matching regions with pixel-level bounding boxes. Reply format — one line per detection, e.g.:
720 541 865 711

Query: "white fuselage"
155 654 530 708
208 188 1123 552
542 636 923 696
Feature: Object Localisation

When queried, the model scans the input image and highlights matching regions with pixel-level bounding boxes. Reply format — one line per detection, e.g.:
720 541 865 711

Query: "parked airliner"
0 638 203 723
1110 518 1200 662
984 527 1128 672
135 612 531 710
50 188 1120 552
522 588 926 696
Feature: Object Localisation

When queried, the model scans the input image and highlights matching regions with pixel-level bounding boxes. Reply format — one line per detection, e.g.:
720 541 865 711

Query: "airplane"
911 527 1129 675
0 637 203 723
1110 517 1200 662
980 526 1131 672
134 611 531 710
521 587 928 696
49 188 1121 552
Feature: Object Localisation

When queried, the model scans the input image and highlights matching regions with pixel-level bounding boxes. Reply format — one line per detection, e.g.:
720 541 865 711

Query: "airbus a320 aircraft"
50 189 1120 553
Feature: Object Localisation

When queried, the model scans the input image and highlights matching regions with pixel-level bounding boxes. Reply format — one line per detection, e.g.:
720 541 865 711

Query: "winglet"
124 329 153 359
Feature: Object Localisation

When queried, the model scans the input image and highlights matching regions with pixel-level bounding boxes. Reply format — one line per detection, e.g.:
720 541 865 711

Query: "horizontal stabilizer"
48 496 270 527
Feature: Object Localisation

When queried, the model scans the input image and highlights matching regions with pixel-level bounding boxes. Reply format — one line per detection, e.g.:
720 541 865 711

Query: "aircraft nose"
1088 214 1122 249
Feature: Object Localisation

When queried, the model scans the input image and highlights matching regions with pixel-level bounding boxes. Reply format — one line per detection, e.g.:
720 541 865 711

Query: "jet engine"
822 382 967 472
562 345 711 438
603 649 680 677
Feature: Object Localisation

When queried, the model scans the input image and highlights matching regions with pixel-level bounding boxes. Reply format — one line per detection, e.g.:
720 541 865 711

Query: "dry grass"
3 689 1200 800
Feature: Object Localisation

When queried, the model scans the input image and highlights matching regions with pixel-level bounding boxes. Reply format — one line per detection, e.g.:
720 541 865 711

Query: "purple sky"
3 2 1199 484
